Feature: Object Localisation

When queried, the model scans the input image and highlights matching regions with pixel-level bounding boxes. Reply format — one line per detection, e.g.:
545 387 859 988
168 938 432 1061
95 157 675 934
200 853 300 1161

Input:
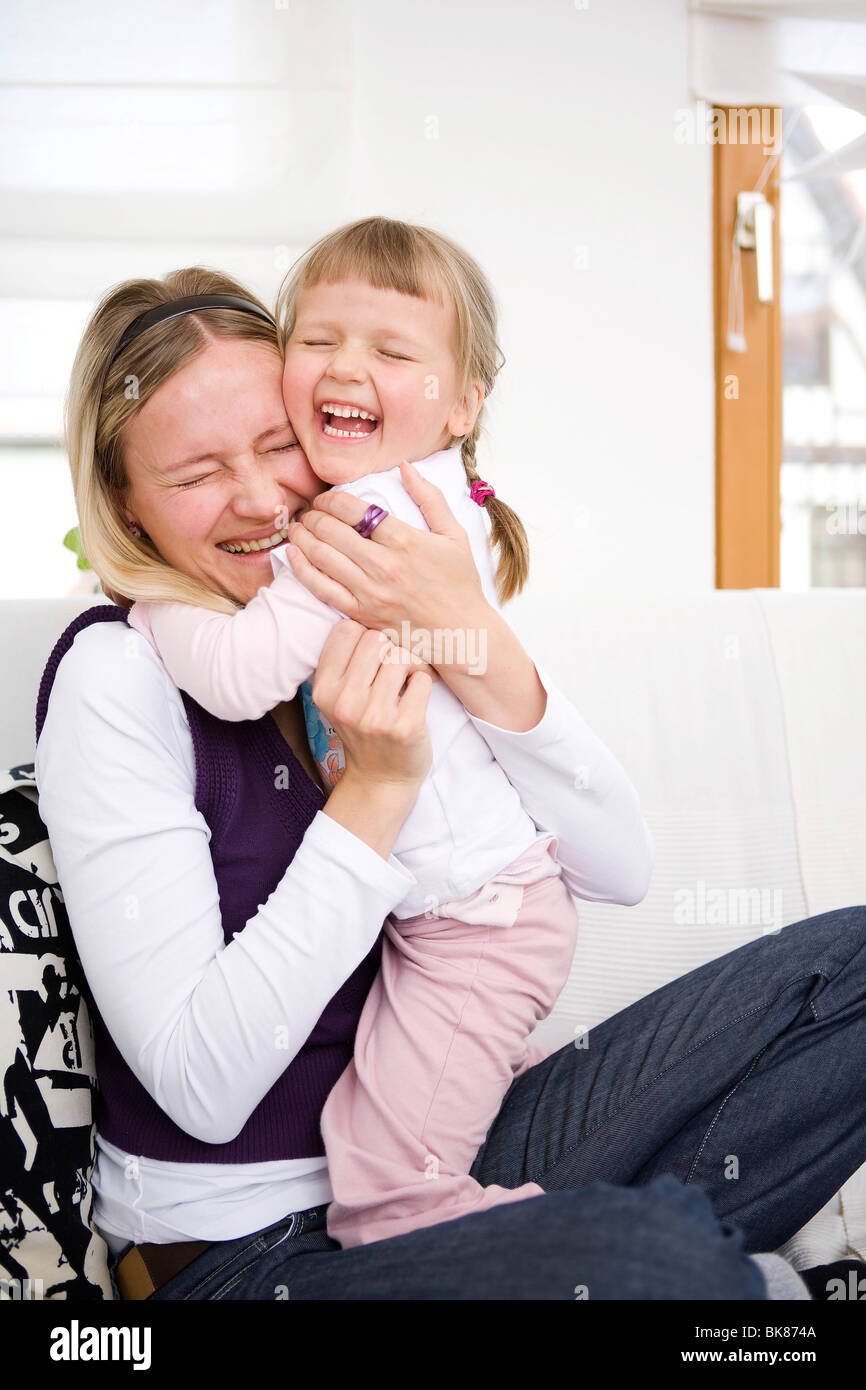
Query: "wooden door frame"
713 106 783 589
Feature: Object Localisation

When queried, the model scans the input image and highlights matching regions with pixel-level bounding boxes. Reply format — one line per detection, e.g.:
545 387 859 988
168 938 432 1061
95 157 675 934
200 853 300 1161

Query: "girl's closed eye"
298 338 409 361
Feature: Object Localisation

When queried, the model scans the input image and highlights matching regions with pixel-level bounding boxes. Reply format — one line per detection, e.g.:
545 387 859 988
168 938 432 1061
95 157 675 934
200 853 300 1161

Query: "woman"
35 265 866 1301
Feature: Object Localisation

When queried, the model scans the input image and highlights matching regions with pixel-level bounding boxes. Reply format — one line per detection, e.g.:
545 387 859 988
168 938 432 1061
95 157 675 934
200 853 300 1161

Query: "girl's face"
281 277 483 485
119 337 327 606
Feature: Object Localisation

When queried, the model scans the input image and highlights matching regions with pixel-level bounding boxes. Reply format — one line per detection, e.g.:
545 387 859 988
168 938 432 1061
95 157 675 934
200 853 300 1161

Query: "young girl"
125 218 620 1249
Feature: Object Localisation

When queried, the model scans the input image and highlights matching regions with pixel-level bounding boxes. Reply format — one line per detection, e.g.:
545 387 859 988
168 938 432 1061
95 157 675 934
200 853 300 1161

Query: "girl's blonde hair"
275 216 529 603
66 267 281 616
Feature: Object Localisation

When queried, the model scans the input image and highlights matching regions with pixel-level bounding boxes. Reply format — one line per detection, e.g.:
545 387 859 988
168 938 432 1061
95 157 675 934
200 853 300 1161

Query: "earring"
127 520 143 537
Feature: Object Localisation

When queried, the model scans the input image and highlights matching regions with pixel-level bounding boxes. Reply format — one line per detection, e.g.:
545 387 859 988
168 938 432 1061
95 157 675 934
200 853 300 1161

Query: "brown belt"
115 1239 214 1300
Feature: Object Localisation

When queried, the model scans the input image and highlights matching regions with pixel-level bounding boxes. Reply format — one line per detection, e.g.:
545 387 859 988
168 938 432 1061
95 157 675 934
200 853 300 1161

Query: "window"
780 102 866 587
0 0 348 598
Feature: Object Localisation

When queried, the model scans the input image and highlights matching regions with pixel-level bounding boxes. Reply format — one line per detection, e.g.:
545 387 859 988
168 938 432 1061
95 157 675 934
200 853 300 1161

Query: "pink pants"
319 833 579 1248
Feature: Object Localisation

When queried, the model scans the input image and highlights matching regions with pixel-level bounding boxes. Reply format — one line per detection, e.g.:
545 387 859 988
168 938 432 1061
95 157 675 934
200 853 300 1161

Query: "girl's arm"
34 621 425 1146
283 462 654 905
129 478 438 722
127 556 345 722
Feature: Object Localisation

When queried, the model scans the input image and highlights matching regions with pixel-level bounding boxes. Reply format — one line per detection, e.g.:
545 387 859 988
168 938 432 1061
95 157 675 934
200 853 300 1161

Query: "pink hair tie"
469 479 496 506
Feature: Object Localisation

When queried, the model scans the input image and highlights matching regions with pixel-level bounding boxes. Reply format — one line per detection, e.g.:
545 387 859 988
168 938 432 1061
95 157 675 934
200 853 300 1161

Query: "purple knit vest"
34 603 383 1163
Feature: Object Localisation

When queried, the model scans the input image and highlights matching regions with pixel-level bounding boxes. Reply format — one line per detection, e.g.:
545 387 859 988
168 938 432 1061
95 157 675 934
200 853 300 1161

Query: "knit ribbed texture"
35 603 383 1163
750 1252 812 1300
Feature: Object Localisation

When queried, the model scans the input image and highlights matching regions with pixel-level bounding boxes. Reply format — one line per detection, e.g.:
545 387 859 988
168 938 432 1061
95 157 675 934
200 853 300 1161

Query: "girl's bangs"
301 239 448 307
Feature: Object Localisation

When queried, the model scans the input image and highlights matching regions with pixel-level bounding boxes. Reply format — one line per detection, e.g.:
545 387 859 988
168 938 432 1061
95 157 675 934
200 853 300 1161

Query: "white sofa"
3 589 865 1270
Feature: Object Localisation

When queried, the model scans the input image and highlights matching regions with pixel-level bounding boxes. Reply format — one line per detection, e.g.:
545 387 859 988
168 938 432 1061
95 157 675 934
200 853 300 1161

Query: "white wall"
339 0 715 663
2 0 715 639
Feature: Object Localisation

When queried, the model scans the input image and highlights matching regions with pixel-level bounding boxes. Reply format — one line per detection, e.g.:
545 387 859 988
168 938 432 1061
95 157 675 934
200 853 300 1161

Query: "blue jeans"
108 906 866 1299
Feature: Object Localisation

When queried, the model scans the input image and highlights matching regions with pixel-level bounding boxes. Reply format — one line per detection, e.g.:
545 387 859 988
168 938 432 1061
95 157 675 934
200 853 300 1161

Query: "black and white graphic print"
0 765 113 1300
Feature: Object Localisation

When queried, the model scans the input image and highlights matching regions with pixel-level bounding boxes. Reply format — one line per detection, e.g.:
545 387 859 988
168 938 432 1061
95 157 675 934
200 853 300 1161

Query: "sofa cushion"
755 589 866 916
0 764 113 1300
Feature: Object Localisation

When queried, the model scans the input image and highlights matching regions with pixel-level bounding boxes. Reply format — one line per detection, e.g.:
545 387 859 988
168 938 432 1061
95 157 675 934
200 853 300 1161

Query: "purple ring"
354 504 389 539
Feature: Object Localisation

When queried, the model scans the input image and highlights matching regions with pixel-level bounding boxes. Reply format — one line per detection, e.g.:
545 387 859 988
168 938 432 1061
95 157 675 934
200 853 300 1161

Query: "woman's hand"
312 617 435 859
287 460 547 732
283 460 493 648
313 617 434 790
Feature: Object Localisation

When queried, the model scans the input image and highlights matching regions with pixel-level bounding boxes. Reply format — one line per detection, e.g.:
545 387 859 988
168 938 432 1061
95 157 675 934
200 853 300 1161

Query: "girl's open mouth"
318 402 380 442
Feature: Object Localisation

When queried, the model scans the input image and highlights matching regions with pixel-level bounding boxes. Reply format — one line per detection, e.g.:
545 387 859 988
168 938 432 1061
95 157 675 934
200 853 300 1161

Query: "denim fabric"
106 906 866 1300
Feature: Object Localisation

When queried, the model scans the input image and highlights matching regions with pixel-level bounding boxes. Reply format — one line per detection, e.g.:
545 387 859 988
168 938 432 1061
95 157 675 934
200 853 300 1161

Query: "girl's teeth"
323 422 374 438
218 528 289 554
321 405 378 419
320 403 379 438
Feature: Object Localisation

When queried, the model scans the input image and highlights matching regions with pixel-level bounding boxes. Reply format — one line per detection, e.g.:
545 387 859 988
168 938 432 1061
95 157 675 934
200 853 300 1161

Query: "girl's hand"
283 460 493 649
312 617 434 792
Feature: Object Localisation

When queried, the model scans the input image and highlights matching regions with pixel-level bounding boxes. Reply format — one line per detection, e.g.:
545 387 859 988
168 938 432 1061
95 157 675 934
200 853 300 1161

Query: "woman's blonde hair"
66 267 281 615
275 216 529 603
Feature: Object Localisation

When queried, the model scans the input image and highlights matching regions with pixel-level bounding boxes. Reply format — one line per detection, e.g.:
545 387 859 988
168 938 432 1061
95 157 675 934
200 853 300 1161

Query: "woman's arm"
284 463 654 904
34 621 426 1146
460 658 655 905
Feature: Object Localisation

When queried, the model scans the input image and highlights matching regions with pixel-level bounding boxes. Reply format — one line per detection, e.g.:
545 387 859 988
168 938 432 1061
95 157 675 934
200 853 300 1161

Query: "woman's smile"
215 523 293 559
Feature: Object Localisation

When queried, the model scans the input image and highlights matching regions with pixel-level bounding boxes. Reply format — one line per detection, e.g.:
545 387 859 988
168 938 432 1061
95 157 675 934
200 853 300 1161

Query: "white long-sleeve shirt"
34 610 653 1254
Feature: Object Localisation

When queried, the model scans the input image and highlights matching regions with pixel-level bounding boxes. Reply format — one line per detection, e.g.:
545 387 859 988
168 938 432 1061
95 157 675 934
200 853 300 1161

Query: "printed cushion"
0 764 113 1300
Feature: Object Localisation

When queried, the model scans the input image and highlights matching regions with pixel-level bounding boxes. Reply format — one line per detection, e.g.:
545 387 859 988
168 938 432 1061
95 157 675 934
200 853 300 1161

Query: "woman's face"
119 337 326 606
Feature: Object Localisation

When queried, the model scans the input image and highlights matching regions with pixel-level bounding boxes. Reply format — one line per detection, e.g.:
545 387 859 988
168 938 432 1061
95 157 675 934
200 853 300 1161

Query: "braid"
458 423 529 605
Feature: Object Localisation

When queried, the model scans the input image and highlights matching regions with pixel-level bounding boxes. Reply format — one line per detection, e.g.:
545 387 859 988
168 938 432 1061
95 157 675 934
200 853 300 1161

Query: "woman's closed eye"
175 475 212 491
175 442 298 489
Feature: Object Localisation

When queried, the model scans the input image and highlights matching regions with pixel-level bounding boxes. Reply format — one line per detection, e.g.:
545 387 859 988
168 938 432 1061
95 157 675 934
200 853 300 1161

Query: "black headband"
108 294 276 368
